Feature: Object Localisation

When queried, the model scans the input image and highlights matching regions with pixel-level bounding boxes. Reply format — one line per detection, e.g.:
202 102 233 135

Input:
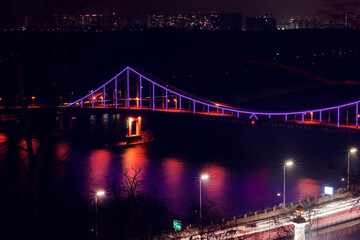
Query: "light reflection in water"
54 142 70 163
201 165 227 205
121 146 148 187
0 133 8 157
89 149 111 192
53 142 71 184
52 143 325 216
296 178 322 198
17 138 40 166
244 169 270 200
162 158 185 211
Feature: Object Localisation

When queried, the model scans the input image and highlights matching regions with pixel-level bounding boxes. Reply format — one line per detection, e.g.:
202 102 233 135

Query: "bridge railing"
66 66 360 129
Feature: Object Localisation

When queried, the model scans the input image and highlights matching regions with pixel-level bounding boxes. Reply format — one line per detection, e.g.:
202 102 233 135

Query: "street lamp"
347 148 357 191
283 160 293 208
31 96 35 106
95 191 105 240
200 174 209 222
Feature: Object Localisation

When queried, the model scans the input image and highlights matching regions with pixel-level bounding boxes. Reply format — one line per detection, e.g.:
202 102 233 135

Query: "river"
1 113 357 220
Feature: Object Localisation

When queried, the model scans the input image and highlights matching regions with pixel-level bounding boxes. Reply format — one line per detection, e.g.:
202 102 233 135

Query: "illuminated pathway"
66 66 360 129
160 192 360 239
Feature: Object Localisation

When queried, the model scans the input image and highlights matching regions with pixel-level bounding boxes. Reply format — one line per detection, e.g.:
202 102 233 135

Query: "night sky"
2 0 360 22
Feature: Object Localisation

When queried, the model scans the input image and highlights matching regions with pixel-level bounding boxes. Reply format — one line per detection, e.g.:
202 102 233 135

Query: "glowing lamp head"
93 97 96 100
129 117 133 122
285 161 293 166
96 191 105 196
277 193 281 196
31 96 35 100
135 97 140 100
295 204 304 217
215 103 219 106
201 174 209 180
350 148 357 153
251 120 255 125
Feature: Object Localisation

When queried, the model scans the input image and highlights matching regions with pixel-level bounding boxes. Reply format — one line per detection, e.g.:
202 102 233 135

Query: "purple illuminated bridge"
66 66 360 129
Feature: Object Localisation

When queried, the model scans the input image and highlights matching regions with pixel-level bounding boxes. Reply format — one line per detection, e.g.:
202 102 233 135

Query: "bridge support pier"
58 115 74 130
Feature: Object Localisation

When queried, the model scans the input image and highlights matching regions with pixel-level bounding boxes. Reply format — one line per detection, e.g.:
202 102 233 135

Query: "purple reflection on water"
88 149 111 192
296 178 322 199
201 165 227 205
162 158 186 211
121 146 148 186
50 142 324 218
243 168 270 200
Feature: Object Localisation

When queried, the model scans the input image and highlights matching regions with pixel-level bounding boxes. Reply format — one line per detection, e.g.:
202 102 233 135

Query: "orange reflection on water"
201 165 227 202
53 142 70 182
89 149 111 190
54 142 70 162
162 158 185 206
296 178 321 198
0 133 8 157
122 146 148 181
18 138 40 166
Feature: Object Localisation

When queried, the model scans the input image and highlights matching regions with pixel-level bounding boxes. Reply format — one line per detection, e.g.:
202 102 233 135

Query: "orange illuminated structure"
127 116 142 138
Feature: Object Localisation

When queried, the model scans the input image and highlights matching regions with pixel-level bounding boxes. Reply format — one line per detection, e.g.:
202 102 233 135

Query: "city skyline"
2 0 360 24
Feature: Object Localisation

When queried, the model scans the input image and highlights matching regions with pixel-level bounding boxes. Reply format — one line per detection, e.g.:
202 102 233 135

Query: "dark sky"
2 0 360 22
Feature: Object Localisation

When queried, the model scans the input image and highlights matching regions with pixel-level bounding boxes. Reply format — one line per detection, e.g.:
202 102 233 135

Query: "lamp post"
95 191 105 240
200 174 209 222
31 96 35 106
347 148 357 191
283 161 293 208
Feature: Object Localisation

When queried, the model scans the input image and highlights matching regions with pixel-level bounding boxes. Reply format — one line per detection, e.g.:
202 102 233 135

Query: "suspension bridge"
66 66 360 129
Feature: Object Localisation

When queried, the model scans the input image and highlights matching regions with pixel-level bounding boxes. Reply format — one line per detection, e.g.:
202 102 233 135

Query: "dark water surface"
2 114 358 219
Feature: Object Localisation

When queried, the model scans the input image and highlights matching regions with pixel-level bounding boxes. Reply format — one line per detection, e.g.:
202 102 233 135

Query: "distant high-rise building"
219 13 242 31
345 12 357 28
80 14 103 27
246 14 276 31
288 18 312 30
23 16 31 28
